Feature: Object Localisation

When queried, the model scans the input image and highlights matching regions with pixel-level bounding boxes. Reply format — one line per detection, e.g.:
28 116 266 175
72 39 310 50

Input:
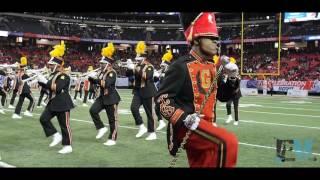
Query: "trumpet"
80 67 101 78
117 59 139 68
26 67 48 75
0 62 19 69
22 67 50 83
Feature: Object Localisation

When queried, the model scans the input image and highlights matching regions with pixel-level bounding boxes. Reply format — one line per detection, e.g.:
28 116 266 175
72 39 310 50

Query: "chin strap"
52 64 58 73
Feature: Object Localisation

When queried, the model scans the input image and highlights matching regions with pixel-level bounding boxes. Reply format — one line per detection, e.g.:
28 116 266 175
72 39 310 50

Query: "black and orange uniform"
155 49 173 123
40 71 74 146
127 60 157 133
37 81 49 106
14 71 35 115
88 82 96 100
225 76 241 122
89 68 121 141
73 77 83 100
9 73 19 106
0 70 8 107
39 42 74 147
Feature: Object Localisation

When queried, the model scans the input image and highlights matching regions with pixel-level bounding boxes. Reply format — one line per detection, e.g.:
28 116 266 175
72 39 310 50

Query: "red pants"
184 120 238 168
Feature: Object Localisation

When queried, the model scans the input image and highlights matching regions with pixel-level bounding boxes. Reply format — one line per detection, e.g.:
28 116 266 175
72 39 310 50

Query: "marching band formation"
0 40 174 153
0 12 241 167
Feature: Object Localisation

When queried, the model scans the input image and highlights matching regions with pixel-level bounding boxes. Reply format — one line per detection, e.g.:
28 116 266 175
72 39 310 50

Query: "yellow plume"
101 42 115 59
230 57 236 64
20 56 27 66
213 55 219 65
50 41 66 58
135 41 146 55
162 50 173 63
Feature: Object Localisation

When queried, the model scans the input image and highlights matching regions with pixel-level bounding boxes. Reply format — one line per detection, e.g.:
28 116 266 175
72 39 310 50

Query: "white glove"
220 55 230 66
224 63 239 77
183 113 203 131
88 72 97 78
160 62 169 70
127 63 135 70
37 74 48 84
222 74 228 83
153 70 160 78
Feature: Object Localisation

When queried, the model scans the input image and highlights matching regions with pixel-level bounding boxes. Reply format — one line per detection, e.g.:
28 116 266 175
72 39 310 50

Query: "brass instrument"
0 62 19 69
26 67 48 75
22 67 50 83
117 59 140 68
79 67 102 79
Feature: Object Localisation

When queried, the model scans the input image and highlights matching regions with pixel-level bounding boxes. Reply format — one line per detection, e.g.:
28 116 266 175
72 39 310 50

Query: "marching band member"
38 41 75 154
0 69 7 114
88 42 121 146
127 41 158 140
73 74 83 101
82 66 93 107
12 56 35 119
156 12 238 167
8 70 19 109
37 81 49 108
223 58 242 126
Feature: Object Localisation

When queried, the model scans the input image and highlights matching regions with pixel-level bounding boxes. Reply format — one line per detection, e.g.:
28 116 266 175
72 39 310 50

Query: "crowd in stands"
1 44 319 81
239 49 320 81
0 45 164 75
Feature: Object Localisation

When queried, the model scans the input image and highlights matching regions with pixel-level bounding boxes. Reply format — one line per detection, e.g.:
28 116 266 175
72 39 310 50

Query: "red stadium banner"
257 80 315 92
241 80 320 93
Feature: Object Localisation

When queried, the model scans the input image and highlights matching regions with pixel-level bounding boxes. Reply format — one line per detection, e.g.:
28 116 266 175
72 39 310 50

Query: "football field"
0 89 319 167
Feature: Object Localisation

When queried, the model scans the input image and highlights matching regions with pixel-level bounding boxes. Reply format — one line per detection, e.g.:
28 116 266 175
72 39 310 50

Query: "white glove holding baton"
183 113 204 131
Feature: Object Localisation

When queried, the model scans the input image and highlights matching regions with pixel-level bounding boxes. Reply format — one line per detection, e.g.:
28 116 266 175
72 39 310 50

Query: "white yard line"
216 118 320 130
238 142 320 156
243 95 320 100
237 101 319 107
217 103 319 111
0 161 16 168
216 108 320 118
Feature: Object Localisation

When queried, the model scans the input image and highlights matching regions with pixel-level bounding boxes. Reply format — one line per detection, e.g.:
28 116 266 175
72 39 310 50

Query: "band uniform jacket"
0 70 6 90
0 70 11 91
38 81 49 94
89 69 121 106
156 51 237 156
216 75 242 102
44 71 74 112
126 62 157 99
12 75 19 92
18 73 31 95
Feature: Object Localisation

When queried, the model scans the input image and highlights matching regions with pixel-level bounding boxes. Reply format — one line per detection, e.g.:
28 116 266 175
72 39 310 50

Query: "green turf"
0 89 319 167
